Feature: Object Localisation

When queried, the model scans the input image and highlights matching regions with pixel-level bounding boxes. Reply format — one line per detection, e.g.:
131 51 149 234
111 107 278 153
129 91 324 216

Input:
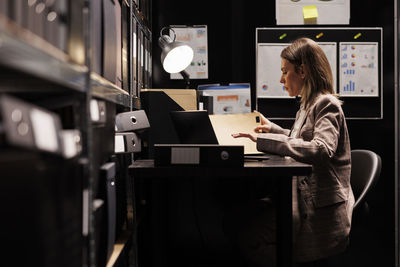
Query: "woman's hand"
254 125 271 133
231 132 257 142
255 113 272 133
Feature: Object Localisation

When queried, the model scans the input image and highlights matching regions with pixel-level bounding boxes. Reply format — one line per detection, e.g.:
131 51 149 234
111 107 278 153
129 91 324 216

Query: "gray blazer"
256 94 354 262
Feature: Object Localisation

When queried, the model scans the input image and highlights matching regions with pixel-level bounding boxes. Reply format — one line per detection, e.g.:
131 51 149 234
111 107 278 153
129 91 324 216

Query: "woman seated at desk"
227 37 354 266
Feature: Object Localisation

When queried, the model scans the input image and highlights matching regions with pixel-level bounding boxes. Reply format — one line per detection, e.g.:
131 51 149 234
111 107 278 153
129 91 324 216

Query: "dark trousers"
223 198 348 267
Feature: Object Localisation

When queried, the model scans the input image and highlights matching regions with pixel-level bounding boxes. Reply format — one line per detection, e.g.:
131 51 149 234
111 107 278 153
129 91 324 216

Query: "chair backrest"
350 149 382 210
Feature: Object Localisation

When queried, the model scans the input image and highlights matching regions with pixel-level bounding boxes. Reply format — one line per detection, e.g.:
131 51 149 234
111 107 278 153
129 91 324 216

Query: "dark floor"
137 178 395 267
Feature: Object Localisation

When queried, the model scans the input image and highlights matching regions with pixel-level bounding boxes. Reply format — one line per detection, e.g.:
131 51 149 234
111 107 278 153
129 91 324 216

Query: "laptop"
170 110 269 161
169 110 219 144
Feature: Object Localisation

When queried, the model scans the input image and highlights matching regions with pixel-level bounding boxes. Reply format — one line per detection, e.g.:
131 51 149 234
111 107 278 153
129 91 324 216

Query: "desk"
129 155 311 267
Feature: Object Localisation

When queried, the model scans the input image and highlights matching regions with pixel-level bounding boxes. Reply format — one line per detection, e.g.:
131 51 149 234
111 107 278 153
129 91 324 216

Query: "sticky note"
303 5 318 23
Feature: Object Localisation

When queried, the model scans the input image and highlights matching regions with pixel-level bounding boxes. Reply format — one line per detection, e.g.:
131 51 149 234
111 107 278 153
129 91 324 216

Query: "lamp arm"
180 70 190 89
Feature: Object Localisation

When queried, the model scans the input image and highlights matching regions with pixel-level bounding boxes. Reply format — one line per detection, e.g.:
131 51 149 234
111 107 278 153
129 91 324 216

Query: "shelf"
90 72 131 107
0 2 151 265
0 15 88 93
132 7 152 40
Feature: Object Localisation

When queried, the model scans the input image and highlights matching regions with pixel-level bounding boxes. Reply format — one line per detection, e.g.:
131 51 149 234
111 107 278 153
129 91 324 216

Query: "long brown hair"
280 37 335 108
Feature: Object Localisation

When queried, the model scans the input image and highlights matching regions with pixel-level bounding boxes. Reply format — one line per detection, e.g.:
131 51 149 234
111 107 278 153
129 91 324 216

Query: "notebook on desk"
170 110 269 160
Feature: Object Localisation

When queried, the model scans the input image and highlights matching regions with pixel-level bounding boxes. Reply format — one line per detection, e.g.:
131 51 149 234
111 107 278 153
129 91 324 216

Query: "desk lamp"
158 27 194 88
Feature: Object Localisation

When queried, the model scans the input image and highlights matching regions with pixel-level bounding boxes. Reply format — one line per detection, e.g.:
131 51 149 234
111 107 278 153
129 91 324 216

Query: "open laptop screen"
170 110 219 144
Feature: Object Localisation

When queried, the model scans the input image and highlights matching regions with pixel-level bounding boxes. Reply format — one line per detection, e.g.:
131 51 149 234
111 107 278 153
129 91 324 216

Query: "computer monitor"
170 110 219 144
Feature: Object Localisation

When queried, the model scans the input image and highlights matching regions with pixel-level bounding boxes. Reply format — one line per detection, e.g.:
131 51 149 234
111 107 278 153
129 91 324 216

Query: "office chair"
350 149 382 223
297 149 382 267
339 149 382 267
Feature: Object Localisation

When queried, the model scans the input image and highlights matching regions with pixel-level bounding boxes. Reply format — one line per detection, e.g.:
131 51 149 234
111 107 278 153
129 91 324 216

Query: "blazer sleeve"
269 121 291 136
256 96 343 164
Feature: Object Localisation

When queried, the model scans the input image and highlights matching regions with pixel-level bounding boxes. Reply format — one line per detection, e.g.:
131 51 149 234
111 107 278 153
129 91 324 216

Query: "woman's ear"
299 64 307 79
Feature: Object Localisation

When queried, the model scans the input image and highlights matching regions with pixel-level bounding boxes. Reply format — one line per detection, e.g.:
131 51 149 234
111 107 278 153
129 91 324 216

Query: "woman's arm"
256 112 291 135
257 96 343 164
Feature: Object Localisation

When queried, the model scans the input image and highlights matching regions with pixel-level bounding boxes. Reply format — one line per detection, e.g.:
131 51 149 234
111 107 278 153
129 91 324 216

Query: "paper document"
209 112 262 155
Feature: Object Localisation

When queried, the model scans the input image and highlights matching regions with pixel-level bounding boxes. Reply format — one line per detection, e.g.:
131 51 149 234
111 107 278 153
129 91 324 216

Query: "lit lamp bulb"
158 29 194 74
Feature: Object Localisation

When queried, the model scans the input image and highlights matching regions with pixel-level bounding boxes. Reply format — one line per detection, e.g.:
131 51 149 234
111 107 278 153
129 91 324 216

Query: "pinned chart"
169 25 208 79
339 42 379 97
257 43 291 98
257 42 336 98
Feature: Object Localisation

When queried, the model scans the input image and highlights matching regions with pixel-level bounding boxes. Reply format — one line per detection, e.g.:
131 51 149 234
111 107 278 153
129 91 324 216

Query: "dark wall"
152 0 237 89
151 1 396 266
345 2 395 266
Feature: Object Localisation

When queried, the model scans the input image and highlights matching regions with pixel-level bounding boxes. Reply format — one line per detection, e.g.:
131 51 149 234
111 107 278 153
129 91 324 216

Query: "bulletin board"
256 27 383 120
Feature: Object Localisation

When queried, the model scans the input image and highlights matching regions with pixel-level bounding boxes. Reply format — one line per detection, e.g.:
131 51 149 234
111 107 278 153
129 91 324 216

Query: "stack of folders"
1 0 127 90
1 0 69 52
91 0 125 90
101 0 123 88
0 94 82 159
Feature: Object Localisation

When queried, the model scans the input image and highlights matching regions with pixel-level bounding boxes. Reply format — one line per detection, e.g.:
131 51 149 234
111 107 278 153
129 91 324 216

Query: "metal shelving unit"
90 72 131 107
0 2 92 267
0 0 152 266
0 14 88 93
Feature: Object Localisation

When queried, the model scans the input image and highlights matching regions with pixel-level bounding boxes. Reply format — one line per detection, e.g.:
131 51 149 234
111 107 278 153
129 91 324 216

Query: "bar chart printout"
339 42 379 97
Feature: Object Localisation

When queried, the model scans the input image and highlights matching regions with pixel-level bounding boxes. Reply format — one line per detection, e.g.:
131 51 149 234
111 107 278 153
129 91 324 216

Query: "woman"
230 37 354 265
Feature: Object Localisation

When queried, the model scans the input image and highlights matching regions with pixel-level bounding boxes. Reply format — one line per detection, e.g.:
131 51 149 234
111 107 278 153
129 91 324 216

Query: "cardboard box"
141 89 197 111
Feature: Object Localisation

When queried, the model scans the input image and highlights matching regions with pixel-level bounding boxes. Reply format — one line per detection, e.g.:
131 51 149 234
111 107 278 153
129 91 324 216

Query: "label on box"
171 147 200 164
30 108 59 153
